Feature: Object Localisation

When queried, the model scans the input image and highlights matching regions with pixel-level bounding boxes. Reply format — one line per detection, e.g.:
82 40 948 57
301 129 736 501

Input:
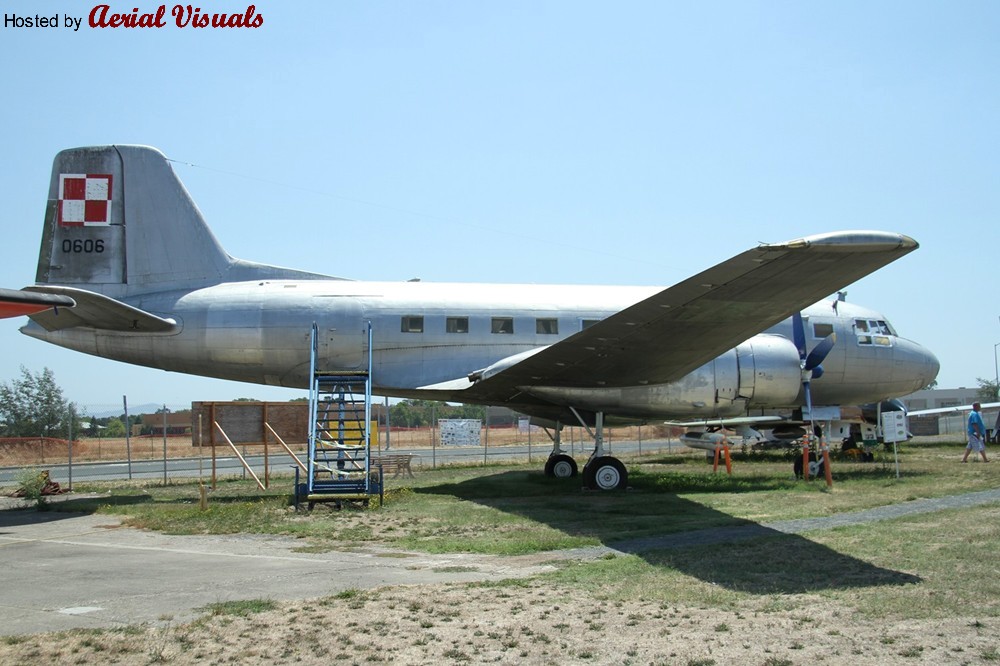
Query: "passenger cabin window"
581 319 600 330
536 318 558 335
813 322 834 338
491 317 514 334
855 319 892 346
446 316 469 333
401 316 424 333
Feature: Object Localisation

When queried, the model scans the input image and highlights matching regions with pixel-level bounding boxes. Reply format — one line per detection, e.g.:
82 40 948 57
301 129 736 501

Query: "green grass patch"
528 500 1000 622
198 599 278 618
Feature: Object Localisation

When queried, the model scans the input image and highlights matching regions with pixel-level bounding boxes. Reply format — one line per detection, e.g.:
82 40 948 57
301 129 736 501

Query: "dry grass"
0 424 653 466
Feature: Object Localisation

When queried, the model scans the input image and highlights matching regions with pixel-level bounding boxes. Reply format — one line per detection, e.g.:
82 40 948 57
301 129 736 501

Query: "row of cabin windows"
401 316 599 335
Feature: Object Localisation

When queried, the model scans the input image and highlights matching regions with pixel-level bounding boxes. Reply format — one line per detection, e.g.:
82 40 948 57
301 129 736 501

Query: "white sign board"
439 419 482 447
880 410 908 443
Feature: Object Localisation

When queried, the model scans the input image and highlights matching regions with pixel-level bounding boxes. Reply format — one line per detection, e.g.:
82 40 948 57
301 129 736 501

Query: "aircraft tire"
584 456 628 491
545 454 578 478
793 453 825 480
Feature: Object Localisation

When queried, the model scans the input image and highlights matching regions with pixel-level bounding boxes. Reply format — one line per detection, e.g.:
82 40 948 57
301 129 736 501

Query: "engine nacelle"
525 333 803 419
732 334 803 409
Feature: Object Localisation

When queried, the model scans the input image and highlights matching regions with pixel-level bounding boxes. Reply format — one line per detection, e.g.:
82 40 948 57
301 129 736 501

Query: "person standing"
962 402 989 462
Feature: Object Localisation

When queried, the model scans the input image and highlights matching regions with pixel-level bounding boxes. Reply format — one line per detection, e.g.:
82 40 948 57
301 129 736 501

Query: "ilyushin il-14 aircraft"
0 145 940 490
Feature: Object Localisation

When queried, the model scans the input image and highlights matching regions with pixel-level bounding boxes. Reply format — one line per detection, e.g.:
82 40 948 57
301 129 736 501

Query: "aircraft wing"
453 231 917 405
0 287 75 318
20 285 179 333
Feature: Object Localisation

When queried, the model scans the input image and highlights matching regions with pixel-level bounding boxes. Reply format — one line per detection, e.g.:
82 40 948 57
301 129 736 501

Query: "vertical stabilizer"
36 145 233 297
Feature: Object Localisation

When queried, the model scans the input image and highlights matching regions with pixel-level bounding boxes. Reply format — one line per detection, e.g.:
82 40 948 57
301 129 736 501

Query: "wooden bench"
372 453 418 478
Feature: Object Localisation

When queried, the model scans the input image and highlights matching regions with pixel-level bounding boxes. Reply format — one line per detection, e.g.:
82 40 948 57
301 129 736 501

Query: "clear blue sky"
1 1 998 413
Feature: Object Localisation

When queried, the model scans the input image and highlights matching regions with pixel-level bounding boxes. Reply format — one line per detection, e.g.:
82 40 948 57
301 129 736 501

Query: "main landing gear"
792 421 834 487
541 410 629 491
543 452 578 478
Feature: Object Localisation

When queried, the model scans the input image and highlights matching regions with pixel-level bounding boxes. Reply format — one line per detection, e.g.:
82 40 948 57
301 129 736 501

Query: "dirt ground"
1 573 996 665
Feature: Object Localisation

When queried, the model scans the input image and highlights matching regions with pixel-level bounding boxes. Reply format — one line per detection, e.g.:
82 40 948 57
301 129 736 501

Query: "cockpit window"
855 318 893 346
813 322 834 338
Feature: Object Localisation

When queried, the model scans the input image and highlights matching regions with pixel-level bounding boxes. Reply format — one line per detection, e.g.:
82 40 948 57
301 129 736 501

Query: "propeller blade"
804 333 836 371
792 311 807 359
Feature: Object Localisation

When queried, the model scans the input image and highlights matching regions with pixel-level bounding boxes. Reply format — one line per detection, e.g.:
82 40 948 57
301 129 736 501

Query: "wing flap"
22 285 179 333
465 231 917 403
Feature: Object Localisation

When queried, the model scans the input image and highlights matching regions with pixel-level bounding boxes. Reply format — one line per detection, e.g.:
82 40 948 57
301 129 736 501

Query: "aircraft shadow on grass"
416 470 921 594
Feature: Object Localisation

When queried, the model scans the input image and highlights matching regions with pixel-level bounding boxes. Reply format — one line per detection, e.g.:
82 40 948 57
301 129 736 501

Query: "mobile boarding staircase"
295 322 382 509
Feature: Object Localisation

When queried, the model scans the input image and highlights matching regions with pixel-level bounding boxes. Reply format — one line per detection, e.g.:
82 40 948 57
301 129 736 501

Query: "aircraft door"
315 297 367 371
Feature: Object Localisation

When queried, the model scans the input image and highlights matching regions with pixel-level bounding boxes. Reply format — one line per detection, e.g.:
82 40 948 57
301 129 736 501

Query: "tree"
390 400 427 427
103 418 126 437
386 399 490 427
977 377 1000 402
0 366 74 438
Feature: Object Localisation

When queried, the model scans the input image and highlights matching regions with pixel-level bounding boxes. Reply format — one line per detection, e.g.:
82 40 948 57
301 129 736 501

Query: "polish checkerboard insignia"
58 174 113 227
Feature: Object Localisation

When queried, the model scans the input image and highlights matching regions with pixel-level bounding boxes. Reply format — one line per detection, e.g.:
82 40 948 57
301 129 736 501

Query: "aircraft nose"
895 337 940 391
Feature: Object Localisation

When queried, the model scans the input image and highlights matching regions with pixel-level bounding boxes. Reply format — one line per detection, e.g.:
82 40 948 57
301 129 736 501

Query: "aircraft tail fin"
36 145 336 298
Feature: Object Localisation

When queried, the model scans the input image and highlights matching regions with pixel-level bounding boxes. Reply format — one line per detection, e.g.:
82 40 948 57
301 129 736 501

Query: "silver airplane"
0 145 940 489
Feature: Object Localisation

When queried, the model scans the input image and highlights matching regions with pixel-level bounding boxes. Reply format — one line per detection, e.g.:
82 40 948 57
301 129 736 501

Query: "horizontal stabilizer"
23 285 178 333
0 287 75 318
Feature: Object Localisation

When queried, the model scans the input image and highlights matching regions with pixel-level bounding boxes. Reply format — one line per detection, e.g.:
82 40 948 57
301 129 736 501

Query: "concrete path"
0 501 555 636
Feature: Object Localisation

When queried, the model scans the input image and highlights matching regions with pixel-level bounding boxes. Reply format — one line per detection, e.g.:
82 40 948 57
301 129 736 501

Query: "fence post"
162 406 168 484
123 396 133 480
67 405 74 491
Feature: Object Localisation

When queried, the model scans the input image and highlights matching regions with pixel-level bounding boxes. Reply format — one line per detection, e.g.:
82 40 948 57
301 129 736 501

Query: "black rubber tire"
583 456 628 491
544 454 578 478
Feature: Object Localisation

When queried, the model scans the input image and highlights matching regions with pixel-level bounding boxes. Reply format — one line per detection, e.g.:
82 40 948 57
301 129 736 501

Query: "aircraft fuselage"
21 279 938 420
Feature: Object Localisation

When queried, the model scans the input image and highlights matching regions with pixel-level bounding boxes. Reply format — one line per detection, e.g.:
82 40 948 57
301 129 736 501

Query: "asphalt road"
0 438 680 486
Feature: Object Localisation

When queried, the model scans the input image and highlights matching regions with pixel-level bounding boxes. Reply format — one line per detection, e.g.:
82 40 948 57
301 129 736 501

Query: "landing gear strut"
575 409 629 491
540 412 629 490
793 421 834 486
542 422 579 478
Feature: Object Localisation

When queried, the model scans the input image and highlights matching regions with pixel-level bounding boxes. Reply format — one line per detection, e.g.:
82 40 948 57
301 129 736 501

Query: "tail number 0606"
62 239 105 254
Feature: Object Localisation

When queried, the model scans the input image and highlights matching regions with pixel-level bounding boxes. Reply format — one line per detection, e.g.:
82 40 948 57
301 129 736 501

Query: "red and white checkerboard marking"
58 173 113 227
